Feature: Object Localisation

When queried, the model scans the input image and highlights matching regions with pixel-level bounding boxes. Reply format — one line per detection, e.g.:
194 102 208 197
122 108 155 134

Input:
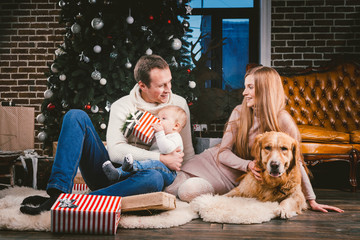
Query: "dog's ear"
288 139 301 171
251 134 263 168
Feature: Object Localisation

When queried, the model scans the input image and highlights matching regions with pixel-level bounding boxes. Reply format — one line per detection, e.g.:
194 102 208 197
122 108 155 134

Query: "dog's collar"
276 186 286 195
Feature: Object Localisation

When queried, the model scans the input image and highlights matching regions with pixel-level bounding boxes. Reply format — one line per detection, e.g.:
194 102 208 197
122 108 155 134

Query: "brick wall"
0 0 63 154
272 0 360 72
0 0 359 154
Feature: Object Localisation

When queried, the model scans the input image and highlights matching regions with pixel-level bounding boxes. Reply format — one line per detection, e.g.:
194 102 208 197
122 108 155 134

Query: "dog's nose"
270 161 280 169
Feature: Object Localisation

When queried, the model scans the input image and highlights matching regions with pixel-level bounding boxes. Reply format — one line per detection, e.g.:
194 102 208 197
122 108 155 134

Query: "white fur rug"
0 187 281 231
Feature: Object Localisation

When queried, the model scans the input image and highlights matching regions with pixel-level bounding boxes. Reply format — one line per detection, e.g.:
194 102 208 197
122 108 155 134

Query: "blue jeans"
47 109 164 197
117 160 177 187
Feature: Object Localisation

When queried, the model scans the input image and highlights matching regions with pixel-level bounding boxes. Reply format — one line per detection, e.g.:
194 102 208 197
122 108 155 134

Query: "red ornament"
188 102 193 106
107 35 113 39
149 15 154 20
84 104 91 110
187 69 191 74
47 103 55 110
167 20 171 24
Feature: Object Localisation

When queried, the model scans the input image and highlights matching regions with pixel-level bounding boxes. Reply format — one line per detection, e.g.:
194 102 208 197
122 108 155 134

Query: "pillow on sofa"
298 125 350 143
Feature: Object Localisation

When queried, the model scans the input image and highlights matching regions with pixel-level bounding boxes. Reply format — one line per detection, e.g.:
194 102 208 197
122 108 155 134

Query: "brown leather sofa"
280 59 360 191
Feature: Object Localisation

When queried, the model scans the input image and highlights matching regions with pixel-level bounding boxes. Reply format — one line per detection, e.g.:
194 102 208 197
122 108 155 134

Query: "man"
20 55 195 215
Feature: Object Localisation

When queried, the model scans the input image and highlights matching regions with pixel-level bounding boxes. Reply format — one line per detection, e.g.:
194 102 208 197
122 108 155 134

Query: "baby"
102 105 187 187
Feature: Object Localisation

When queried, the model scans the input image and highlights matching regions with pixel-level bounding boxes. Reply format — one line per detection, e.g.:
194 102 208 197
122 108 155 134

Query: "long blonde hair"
233 66 286 159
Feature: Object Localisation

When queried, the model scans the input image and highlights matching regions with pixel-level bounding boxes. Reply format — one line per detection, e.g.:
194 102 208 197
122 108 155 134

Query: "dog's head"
251 131 301 178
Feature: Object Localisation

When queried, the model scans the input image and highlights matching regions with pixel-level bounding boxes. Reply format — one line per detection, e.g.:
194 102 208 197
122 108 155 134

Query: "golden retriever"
225 131 308 218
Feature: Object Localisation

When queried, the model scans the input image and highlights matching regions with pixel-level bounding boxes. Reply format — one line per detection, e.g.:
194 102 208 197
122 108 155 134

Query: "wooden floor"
0 188 359 239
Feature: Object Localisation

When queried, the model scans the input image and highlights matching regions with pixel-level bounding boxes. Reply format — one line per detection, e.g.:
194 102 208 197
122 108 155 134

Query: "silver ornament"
59 74 66 81
91 18 104 30
58 0 66 8
171 38 182 50
93 45 102 53
37 131 47 141
44 89 53 99
145 48 153 55
89 0 96 4
100 123 107 129
189 81 196 88
126 16 134 24
91 105 99 113
51 63 59 73
36 113 45 123
91 70 101 80
99 78 107 85
71 23 81 34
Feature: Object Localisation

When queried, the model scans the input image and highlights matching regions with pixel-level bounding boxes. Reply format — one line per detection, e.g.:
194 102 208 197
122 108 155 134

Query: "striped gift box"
72 184 89 192
132 111 160 144
51 193 122 235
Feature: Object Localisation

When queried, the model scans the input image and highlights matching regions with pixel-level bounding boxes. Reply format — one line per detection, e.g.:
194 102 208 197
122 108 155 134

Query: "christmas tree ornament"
36 113 46 124
91 105 99 113
149 15 154 20
170 56 179 67
51 63 59 73
59 74 67 81
61 100 69 109
37 131 47 142
126 9 134 24
93 45 102 53
100 78 107 85
110 46 118 58
58 0 66 8
44 89 54 99
79 51 90 62
185 5 193 14
71 23 81 34
47 103 55 110
189 81 196 88
105 101 111 112
89 0 96 4
91 18 104 30
171 38 182 50
84 104 91 110
182 20 190 29
100 123 107 129
91 70 102 80
55 47 65 56
76 12 82 18
125 58 132 69
145 48 153 55
187 68 191 74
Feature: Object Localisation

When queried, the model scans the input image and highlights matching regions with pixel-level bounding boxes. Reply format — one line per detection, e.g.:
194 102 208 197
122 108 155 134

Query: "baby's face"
157 109 177 134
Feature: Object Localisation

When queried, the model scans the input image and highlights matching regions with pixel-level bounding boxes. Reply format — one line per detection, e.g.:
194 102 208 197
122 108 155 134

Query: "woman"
166 66 343 213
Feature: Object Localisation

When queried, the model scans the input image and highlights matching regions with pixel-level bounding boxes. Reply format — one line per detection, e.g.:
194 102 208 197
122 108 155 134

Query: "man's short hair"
134 55 169 87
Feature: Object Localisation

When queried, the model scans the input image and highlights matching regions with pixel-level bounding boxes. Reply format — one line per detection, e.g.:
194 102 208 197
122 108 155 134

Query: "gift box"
51 193 122 235
122 110 160 144
72 184 89 192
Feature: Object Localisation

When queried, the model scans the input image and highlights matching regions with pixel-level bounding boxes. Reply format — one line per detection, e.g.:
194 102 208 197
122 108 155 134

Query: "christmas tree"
37 0 198 152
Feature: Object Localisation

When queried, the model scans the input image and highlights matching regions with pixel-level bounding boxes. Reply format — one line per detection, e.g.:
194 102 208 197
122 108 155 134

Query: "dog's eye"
264 146 271 151
281 147 288 151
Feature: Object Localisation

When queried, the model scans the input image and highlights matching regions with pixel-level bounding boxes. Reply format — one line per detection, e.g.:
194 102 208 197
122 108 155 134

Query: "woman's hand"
308 199 344 213
247 160 262 181
160 147 184 171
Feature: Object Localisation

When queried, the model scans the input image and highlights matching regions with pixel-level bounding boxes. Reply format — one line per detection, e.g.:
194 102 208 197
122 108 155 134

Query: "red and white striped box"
51 193 122 235
72 184 89 192
133 111 160 144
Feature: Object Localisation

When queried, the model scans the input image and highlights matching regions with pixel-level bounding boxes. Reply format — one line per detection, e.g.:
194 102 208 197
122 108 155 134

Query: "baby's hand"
152 122 163 132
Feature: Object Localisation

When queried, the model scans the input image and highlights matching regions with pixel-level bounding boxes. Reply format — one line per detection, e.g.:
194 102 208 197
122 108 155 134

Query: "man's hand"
152 122 164 133
247 160 262 181
160 147 184 171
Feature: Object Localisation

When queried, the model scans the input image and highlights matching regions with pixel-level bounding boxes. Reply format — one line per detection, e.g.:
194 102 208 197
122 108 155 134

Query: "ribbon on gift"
58 198 78 208
19 149 39 189
122 110 144 138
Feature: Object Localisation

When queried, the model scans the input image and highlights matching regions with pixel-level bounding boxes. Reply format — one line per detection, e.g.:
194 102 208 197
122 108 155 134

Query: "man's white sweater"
106 84 195 164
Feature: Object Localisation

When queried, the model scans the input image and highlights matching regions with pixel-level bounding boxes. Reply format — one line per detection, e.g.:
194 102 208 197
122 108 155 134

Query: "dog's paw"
277 207 298 219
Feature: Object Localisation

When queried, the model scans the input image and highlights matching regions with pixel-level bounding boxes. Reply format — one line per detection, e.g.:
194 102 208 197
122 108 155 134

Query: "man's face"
139 67 172 104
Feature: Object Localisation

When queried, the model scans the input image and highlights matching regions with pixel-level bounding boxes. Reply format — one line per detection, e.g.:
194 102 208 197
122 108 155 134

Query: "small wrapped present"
72 183 89 192
122 110 160 144
51 193 122 235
